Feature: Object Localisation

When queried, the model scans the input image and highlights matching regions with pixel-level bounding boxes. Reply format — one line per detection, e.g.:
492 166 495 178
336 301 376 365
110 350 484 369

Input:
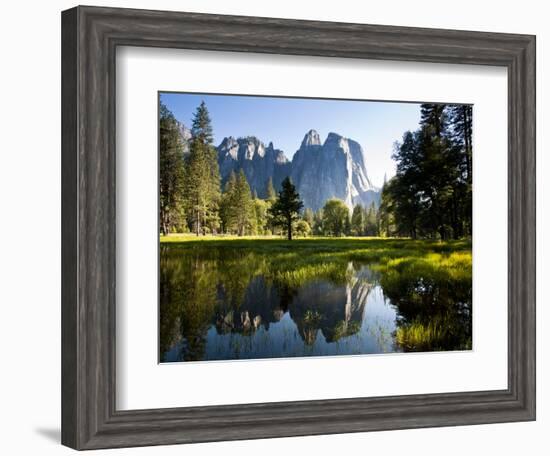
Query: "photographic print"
159 92 472 363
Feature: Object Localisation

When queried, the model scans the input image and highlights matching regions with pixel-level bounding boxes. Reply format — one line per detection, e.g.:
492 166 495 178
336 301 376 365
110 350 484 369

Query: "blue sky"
160 92 422 188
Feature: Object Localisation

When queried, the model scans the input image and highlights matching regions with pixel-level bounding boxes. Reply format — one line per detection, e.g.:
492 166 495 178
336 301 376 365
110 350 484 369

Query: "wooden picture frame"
61 5 536 450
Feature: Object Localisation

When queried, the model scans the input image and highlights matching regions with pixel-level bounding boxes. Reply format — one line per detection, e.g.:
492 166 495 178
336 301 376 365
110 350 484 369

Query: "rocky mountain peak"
216 135 291 199
290 130 379 211
220 136 237 148
301 129 322 148
177 121 192 142
175 121 193 156
236 136 265 159
324 132 346 148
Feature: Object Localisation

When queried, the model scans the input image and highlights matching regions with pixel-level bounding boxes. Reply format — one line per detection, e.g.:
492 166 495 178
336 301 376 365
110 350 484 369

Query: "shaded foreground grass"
160 235 472 354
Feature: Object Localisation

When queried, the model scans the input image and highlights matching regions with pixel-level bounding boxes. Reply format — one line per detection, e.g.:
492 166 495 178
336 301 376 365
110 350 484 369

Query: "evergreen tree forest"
159 103 186 235
160 101 472 240
379 103 472 239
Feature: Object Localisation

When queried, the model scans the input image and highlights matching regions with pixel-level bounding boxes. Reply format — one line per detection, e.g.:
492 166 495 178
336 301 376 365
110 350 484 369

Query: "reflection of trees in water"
215 276 282 334
160 245 472 361
160 247 221 361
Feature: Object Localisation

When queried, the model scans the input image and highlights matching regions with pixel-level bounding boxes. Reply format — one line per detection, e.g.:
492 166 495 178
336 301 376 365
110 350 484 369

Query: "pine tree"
384 103 472 240
420 103 447 138
388 131 422 238
269 177 303 240
159 102 185 235
191 101 213 144
379 179 394 237
365 202 378 236
219 171 237 233
219 170 254 235
183 101 221 235
234 170 254 236
448 105 473 183
447 104 473 236
265 177 276 202
264 177 278 234
350 204 365 236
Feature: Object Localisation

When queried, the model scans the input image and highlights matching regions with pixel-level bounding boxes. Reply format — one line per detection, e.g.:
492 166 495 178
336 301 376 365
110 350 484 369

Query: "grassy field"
160 234 470 257
160 235 472 353
160 235 471 283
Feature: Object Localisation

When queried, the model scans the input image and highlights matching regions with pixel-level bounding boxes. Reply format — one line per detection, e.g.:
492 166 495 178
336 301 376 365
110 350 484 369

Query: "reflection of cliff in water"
291 264 374 344
215 275 286 334
214 262 374 346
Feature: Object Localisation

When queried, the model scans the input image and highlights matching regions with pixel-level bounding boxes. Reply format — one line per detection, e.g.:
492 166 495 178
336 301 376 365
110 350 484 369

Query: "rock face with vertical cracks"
290 130 380 211
217 136 292 198
179 124 380 209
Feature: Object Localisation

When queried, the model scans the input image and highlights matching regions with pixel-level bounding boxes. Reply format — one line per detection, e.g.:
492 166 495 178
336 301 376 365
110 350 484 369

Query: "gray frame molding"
61 5 536 450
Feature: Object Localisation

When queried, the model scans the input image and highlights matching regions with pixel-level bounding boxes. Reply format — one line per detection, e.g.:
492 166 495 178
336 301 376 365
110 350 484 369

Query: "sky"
160 92 422 188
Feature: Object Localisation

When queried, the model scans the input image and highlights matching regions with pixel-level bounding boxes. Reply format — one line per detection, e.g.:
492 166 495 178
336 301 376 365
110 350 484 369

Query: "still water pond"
160 242 472 362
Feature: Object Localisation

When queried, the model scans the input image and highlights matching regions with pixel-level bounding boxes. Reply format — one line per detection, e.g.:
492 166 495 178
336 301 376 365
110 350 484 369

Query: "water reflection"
160 245 471 362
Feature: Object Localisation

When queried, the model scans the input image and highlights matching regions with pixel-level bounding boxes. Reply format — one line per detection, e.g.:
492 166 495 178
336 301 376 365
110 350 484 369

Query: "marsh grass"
395 316 472 352
161 236 471 289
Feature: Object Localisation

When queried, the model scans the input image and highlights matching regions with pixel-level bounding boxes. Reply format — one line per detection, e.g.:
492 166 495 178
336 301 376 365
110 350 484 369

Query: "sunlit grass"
269 262 346 288
160 235 471 290
161 233 284 242
395 319 447 351
395 317 472 352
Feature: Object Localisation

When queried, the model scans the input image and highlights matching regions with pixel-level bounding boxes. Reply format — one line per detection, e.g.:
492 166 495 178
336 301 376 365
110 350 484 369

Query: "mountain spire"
301 129 321 148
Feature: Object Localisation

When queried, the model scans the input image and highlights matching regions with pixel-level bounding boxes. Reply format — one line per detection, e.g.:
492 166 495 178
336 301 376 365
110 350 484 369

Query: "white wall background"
0 1 546 455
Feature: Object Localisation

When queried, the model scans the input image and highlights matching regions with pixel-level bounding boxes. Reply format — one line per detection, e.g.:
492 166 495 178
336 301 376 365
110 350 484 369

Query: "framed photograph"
61 5 536 450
